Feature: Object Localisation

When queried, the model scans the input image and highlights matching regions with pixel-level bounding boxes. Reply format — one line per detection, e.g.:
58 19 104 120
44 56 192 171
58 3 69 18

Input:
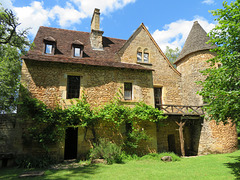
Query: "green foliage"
15 154 57 169
20 88 166 156
97 99 131 128
131 102 167 122
0 5 30 113
90 138 123 164
65 93 96 127
164 46 180 66
198 0 240 124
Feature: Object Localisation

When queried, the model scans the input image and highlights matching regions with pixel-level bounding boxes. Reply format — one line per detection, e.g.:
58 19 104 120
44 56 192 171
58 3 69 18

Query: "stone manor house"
0 9 238 165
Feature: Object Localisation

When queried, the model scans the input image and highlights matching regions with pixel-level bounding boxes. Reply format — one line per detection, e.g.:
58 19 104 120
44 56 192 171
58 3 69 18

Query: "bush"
140 152 181 162
15 154 57 168
90 138 123 164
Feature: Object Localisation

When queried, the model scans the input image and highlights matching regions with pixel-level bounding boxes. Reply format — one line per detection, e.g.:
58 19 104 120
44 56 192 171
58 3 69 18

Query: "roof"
23 26 152 71
174 21 217 64
23 53 154 71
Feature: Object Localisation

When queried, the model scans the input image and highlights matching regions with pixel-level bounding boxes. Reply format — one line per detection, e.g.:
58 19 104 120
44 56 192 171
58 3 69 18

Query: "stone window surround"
136 47 151 65
122 81 136 102
124 82 133 100
61 73 83 103
153 84 164 105
67 75 81 99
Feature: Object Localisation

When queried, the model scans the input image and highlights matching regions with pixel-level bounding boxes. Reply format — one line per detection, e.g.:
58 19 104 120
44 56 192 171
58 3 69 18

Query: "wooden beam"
176 120 186 157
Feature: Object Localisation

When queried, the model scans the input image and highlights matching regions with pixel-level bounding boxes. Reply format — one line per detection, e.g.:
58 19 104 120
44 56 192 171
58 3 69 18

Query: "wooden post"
176 120 186 157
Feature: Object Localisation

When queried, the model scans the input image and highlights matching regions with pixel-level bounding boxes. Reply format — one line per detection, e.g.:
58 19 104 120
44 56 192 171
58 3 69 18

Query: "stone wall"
119 27 182 105
176 50 215 106
198 120 238 155
21 59 154 108
0 114 23 167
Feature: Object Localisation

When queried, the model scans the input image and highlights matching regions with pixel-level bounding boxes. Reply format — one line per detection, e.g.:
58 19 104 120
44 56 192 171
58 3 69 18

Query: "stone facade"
0 115 22 167
1 10 237 164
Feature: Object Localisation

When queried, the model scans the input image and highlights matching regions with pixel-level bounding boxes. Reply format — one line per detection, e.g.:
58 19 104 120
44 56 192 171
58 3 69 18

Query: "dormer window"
74 47 81 57
43 36 56 55
72 40 84 58
45 44 53 54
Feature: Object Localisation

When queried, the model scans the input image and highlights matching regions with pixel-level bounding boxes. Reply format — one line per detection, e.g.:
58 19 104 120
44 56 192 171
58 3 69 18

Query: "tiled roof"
23 53 154 71
23 26 152 71
174 21 217 64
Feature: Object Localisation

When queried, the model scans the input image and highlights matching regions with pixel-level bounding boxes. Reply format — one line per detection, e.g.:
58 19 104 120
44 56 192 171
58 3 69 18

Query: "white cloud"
2 0 136 37
202 0 214 5
14 1 50 36
49 2 86 28
70 0 136 17
0 0 13 9
152 16 215 52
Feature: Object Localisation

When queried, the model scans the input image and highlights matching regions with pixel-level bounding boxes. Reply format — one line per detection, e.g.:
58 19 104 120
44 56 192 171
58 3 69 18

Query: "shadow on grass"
225 156 240 180
41 164 103 180
0 164 103 180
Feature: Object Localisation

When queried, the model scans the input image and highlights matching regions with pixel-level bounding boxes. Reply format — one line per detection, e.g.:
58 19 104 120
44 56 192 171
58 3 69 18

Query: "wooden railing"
156 104 204 115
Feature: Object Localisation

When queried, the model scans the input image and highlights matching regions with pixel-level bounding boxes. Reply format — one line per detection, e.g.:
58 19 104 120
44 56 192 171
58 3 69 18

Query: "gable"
117 24 180 76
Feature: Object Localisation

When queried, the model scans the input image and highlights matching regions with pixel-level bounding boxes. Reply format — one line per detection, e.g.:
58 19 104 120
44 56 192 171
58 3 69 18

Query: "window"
44 36 56 55
45 43 53 54
137 47 150 63
143 48 149 63
74 47 81 57
124 82 132 100
154 87 162 108
72 40 84 58
137 52 142 62
67 76 80 99
144 52 149 63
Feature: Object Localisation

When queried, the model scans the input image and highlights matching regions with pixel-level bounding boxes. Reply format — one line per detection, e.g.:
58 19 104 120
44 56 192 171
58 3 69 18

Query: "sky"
1 0 223 51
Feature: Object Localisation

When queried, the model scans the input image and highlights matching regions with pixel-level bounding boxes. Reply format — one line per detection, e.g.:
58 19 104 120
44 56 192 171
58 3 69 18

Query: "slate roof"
23 26 153 71
174 21 217 64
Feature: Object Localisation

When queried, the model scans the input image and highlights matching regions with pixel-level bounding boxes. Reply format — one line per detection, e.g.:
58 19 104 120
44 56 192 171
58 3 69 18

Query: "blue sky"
1 0 223 51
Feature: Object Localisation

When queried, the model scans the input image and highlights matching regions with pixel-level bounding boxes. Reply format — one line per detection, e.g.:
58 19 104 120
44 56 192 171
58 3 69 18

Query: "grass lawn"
1 150 240 180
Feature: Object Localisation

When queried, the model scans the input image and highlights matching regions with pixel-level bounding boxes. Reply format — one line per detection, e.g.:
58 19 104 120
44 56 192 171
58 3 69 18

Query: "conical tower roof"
174 21 216 64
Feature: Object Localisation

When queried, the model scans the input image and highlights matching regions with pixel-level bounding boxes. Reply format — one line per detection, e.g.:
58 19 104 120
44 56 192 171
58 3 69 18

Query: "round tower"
175 21 238 155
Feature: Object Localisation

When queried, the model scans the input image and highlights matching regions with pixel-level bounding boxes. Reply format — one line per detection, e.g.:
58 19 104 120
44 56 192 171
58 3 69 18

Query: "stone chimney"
90 8 104 50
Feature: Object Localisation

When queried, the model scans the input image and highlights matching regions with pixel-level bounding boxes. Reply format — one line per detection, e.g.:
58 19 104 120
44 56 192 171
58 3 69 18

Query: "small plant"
15 154 57 168
90 138 123 164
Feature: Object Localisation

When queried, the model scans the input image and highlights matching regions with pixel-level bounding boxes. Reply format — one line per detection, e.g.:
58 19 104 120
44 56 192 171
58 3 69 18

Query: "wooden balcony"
156 104 204 116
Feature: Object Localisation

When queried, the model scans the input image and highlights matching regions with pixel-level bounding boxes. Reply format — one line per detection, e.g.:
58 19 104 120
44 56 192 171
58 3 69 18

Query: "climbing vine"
20 88 167 154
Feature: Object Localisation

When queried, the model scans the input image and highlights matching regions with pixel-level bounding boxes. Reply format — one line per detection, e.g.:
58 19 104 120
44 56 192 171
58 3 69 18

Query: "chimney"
90 8 104 50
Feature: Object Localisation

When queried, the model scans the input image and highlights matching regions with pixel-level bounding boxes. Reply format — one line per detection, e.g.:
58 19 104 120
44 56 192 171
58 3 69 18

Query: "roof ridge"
39 26 127 41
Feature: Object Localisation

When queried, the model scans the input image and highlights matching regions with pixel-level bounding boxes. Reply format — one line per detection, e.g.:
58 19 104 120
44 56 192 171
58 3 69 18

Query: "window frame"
137 52 142 62
136 47 150 64
44 41 55 55
72 45 83 58
143 52 149 63
124 82 132 100
67 75 81 99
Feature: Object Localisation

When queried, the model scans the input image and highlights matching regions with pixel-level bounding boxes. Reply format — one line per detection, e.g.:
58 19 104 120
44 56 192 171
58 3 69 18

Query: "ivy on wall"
19 88 167 154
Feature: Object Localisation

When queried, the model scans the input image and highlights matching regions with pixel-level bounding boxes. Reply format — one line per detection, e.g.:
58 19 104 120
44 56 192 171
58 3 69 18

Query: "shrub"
90 138 123 164
15 154 57 168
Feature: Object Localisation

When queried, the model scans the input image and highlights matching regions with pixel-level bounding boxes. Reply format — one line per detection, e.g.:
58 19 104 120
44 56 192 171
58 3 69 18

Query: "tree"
0 5 30 113
164 46 180 67
199 0 240 124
